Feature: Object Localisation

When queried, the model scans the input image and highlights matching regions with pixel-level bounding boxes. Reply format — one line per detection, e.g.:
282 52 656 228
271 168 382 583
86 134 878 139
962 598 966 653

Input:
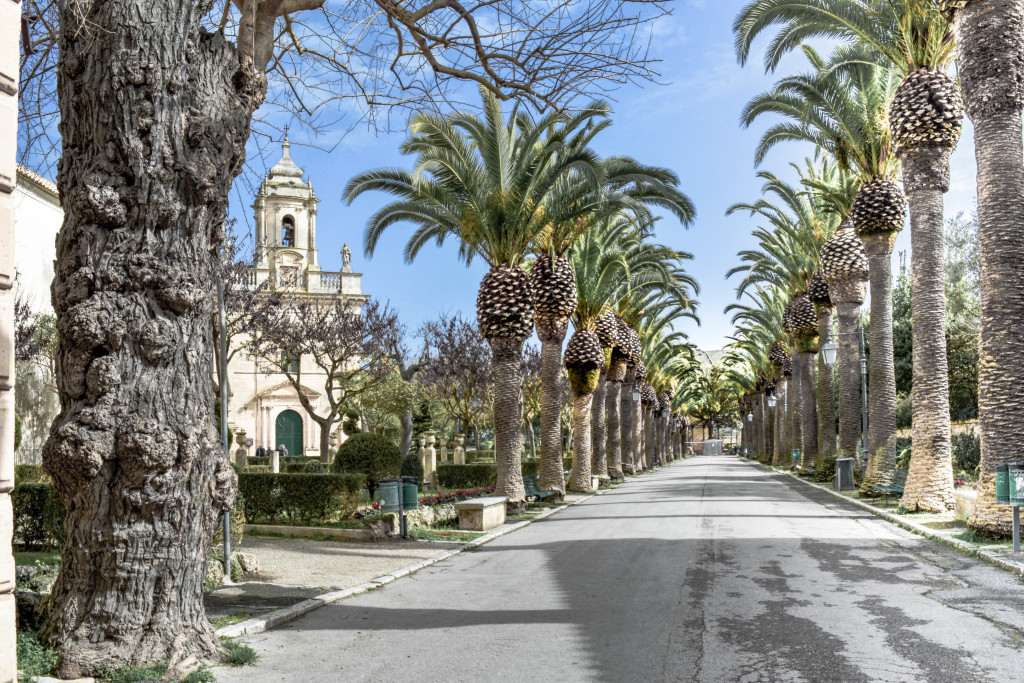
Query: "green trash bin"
378 479 400 513
996 463 1010 505
1008 463 1024 507
401 476 419 510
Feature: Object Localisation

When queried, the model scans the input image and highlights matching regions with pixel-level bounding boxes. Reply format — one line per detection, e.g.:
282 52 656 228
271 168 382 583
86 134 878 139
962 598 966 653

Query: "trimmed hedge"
237 472 365 525
14 465 48 484
437 460 575 489
437 463 496 489
12 483 64 550
401 452 424 480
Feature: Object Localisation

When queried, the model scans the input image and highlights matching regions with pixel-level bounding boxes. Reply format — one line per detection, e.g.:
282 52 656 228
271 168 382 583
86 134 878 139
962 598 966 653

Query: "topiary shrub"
332 433 401 497
400 452 424 481
303 459 327 473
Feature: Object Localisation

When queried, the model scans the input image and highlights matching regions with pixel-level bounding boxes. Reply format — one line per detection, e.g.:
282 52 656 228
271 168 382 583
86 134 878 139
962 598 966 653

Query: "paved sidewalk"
218 456 1024 683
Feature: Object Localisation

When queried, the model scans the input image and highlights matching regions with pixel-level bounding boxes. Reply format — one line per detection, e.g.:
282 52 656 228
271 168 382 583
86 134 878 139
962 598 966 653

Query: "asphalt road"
218 456 1024 682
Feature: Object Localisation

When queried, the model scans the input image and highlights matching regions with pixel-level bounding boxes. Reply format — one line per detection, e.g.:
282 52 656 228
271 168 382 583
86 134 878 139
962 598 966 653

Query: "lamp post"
821 326 869 471
632 386 641 404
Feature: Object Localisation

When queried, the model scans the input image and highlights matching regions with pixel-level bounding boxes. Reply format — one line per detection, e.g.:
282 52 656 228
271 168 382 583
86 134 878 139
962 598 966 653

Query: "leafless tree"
420 312 493 447
31 0 673 676
245 296 403 461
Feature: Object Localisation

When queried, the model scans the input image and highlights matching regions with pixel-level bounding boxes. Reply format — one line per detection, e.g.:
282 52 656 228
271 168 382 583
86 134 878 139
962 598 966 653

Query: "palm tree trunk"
567 392 594 492
815 307 837 480
861 234 900 491
900 146 955 512
760 393 772 464
632 396 643 470
798 350 818 473
833 297 865 469
620 368 636 474
643 406 653 468
773 378 788 466
788 347 803 468
488 337 527 513
536 318 568 494
605 358 625 477
951 0 1024 535
591 368 608 480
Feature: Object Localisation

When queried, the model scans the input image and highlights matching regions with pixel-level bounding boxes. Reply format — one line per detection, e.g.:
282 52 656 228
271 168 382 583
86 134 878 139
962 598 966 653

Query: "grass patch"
507 513 540 521
17 631 59 679
408 528 484 542
210 611 252 630
14 551 60 566
220 637 259 667
100 662 171 683
954 527 1012 547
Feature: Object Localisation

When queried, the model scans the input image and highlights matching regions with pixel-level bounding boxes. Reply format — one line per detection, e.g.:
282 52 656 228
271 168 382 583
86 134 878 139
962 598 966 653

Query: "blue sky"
229 1 979 353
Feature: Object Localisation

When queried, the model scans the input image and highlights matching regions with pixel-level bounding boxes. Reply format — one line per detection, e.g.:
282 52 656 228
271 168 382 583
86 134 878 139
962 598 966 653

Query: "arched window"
281 215 295 247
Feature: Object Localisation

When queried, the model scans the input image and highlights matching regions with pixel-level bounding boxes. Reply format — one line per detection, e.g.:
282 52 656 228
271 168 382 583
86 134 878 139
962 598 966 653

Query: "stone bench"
454 496 509 531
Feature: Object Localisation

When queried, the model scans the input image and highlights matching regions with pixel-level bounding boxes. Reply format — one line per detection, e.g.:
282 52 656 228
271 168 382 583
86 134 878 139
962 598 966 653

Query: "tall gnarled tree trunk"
814 308 837 479
36 0 304 674
946 0 1024 535
591 367 608 480
605 355 626 476
620 367 636 474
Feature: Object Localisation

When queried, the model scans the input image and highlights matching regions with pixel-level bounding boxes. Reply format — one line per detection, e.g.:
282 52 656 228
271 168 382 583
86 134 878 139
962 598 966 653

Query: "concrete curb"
749 459 1024 578
215 473 642 638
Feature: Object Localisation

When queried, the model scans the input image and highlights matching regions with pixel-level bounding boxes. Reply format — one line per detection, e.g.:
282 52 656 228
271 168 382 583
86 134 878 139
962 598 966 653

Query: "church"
225 138 369 458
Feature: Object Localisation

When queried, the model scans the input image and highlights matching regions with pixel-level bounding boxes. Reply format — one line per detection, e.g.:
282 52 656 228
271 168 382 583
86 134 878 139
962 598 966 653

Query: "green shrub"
221 636 260 666
437 463 497 489
14 464 47 483
12 483 64 550
237 472 365 525
952 430 981 472
17 631 59 677
303 459 327 473
333 433 401 496
14 412 22 450
400 452 424 481
563 457 573 472
521 461 539 477
895 436 913 470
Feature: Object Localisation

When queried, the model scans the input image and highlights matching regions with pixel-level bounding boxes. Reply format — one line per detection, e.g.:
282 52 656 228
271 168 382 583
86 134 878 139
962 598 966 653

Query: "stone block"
954 489 977 522
455 496 508 531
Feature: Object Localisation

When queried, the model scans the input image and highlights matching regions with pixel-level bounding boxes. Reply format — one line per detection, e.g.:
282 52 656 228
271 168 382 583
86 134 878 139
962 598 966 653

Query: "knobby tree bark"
605 355 626 476
773 378 788 466
797 350 818 473
567 392 594 492
490 337 527 513
620 366 636 474
38 0 321 674
814 308 837 479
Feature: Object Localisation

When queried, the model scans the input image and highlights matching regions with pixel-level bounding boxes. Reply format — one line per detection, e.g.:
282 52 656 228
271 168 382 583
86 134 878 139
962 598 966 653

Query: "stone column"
439 437 449 464
418 433 429 481
0 4 19 675
454 434 466 465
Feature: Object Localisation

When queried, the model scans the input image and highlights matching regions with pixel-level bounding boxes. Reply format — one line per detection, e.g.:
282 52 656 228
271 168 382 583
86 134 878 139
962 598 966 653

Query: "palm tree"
345 89 603 512
738 49 904 490
939 0 1024 535
734 0 963 515
531 151 695 494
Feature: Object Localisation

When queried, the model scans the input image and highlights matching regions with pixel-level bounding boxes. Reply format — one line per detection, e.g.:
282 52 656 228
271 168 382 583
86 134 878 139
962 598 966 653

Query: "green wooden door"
275 410 304 457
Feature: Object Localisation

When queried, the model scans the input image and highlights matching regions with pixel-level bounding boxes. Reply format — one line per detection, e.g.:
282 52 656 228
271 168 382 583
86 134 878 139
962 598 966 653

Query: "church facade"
225 139 368 458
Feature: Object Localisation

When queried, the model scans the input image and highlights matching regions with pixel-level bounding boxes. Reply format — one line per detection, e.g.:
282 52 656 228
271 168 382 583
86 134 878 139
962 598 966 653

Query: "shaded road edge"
215 463 680 638
748 459 1024 578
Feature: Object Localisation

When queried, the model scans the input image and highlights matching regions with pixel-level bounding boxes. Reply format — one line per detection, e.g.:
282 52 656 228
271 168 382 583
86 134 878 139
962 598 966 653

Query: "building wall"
1 1 21 676
12 167 61 313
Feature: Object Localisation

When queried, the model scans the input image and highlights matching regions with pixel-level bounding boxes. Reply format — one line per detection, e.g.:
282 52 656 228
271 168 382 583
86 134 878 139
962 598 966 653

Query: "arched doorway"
275 409 303 457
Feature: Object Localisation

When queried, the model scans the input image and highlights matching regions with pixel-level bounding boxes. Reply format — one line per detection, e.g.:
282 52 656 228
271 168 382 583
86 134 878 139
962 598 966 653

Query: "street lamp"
821 340 839 366
767 393 777 408
747 412 753 423
632 386 641 403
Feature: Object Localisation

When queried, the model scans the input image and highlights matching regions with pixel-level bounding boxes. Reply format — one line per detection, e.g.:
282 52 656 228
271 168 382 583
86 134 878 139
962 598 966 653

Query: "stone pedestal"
439 438 449 464
455 496 509 531
421 431 437 487
453 434 466 465
271 450 280 474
